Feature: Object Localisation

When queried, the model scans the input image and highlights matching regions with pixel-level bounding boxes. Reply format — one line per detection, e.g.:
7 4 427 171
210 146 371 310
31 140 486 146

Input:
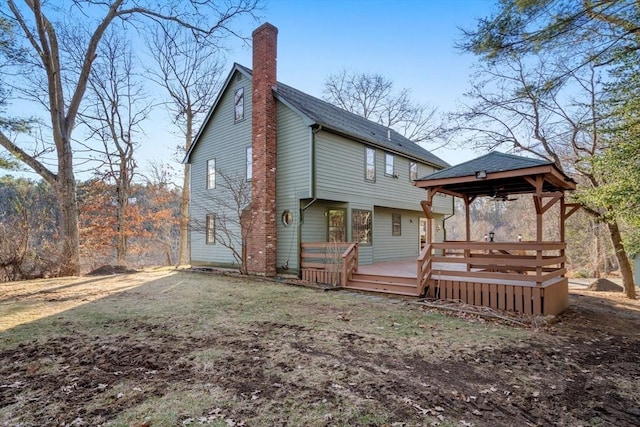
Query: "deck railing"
341 243 358 287
300 242 356 286
429 241 566 286
417 243 432 295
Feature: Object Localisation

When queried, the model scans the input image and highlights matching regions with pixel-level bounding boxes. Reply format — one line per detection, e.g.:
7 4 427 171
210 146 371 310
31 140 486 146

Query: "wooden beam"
421 200 433 219
564 203 581 219
524 175 544 196
540 191 563 214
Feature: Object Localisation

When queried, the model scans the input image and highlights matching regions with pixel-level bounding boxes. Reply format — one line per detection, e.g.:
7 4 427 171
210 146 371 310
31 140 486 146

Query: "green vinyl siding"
275 101 311 273
372 208 422 262
315 130 452 214
189 71 252 266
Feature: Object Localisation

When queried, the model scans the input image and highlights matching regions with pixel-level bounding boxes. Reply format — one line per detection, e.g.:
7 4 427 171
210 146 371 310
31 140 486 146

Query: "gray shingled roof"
418 151 552 181
235 64 448 169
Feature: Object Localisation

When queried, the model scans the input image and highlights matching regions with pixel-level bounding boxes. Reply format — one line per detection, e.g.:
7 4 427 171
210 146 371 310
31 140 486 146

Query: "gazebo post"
464 196 472 271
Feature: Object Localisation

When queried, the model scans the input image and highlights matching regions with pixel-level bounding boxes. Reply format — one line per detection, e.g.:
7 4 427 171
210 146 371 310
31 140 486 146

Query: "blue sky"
220 0 497 164
137 0 498 176
6 0 497 179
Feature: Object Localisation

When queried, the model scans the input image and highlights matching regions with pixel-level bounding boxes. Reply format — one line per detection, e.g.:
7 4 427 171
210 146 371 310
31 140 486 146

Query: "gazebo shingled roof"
415 151 576 197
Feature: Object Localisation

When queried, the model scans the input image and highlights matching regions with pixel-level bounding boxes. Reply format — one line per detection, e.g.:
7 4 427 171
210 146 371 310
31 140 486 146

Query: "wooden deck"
301 242 569 316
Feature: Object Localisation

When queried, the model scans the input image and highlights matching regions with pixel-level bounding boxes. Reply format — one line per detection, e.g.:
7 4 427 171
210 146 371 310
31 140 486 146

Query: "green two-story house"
184 23 452 277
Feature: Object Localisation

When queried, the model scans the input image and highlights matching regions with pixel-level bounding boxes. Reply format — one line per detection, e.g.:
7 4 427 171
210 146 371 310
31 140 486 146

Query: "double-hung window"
385 153 394 176
409 161 418 181
392 213 401 236
365 147 375 181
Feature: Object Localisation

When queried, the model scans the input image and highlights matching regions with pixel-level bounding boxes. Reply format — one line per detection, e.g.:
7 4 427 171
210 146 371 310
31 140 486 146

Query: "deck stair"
344 272 420 296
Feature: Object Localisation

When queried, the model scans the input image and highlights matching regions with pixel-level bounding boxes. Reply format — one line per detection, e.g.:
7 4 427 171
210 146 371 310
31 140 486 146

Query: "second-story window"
410 161 418 181
385 153 394 176
246 146 252 181
207 159 216 189
365 147 375 181
234 87 244 121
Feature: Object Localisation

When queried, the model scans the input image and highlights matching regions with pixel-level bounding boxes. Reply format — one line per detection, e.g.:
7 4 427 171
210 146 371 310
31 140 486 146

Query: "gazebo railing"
427 241 566 286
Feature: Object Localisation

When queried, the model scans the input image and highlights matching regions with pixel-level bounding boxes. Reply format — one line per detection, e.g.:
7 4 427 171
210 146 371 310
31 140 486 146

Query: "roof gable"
186 63 448 168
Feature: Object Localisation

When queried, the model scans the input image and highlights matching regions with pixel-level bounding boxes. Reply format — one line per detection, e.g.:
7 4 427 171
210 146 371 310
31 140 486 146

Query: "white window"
207 159 216 189
246 146 252 181
234 87 244 121
365 147 375 181
385 153 394 176
410 162 418 181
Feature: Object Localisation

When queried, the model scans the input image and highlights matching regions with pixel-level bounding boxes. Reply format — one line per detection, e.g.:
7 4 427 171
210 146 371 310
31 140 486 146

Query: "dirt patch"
1 272 639 426
86 265 138 276
588 278 625 292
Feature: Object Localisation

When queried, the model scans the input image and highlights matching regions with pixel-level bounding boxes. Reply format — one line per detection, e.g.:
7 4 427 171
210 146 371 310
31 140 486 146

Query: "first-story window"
352 209 372 245
409 161 418 181
392 213 401 236
327 208 346 242
246 146 252 181
365 147 376 181
206 214 216 244
207 158 216 189
385 153 394 176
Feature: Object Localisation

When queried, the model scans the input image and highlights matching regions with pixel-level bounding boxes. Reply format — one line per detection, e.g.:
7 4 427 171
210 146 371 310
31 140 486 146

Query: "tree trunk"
115 188 128 267
177 164 190 266
606 220 636 299
56 157 80 276
115 159 129 267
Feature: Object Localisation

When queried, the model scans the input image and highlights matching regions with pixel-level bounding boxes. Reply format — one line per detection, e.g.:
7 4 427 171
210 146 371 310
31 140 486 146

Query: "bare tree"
191 171 252 274
323 69 442 145
79 31 151 267
0 0 260 275
145 24 225 267
449 55 636 298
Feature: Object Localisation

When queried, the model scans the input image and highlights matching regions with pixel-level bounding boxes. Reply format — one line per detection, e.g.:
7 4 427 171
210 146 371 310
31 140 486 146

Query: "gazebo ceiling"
414 152 576 198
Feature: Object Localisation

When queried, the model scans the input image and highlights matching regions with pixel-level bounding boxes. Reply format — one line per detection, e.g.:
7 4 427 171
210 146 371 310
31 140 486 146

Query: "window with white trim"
385 153 394 176
246 146 252 181
365 147 375 181
207 159 216 189
409 161 418 181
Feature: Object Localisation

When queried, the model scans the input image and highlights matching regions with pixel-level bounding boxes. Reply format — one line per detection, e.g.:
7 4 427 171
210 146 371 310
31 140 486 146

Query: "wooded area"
0 1 638 296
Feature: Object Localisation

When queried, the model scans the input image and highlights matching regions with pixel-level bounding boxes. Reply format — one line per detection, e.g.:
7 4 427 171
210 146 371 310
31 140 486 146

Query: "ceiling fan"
490 188 517 202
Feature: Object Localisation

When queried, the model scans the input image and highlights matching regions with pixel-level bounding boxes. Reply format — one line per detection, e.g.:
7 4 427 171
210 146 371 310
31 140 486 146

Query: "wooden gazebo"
414 152 579 316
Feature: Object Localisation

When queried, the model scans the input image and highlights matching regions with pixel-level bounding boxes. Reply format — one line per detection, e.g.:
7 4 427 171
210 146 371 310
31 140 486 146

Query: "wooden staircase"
344 272 421 297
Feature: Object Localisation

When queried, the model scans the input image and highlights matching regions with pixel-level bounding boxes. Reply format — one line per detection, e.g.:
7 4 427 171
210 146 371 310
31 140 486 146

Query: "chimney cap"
252 22 278 37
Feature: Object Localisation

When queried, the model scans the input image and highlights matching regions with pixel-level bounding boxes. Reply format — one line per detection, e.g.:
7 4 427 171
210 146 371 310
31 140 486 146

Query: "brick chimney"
247 23 278 276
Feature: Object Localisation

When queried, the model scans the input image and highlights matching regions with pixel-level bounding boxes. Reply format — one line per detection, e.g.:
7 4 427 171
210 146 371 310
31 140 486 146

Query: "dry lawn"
1 269 639 426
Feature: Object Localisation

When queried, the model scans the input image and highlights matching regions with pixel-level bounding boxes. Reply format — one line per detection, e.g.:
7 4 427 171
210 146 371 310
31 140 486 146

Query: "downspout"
301 124 321 216
298 124 320 275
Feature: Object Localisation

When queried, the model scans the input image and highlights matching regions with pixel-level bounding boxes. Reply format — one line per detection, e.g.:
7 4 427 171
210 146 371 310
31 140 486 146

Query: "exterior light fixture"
489 231 495 242
518 233 523 242
475 170 487 179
